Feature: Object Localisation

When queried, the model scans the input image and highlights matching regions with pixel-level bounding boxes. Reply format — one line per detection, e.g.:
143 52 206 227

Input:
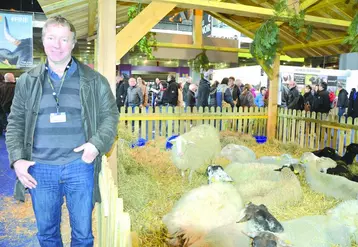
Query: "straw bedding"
117 127 358 246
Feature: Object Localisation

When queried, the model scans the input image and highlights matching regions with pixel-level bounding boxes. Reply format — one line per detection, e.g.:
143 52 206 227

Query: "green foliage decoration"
343 13 358 52
188 51 210 73
127 4 157 59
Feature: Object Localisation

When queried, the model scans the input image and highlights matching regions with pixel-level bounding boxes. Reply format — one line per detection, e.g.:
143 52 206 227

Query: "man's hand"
13 160 37 189
74 142 99 164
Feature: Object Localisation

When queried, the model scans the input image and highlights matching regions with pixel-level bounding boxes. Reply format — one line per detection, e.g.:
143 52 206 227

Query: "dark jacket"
125 86 143 106
314 89 331 113
6 59 119 203
239 91 254 107
1 82 16 113
337 89 349 108
183 82 190 105
287 86 300 110
187 90 196 107
217 84 234 108
197 78 210 107
209 85 218 107
303 92 315 110
162 79 178 106
348 89 358 118
116 80 129 108
281 85 289 107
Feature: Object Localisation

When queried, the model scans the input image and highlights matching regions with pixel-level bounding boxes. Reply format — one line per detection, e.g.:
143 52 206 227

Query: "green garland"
188 51 210 73
127 4 157 59
343 13 358 52
251 0 313 67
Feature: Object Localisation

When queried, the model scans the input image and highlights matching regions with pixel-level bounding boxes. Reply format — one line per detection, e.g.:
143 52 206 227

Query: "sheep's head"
242 231 293 247
206 165 233 184
346 143 358 155
237 203 284 233
170 136 195 158
313 147 340 160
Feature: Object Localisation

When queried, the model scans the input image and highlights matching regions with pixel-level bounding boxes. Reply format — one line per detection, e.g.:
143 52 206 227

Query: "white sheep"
170 124 221 180
301 152 358 200
162 182 243 246
225 163 302 207
220 144 256 163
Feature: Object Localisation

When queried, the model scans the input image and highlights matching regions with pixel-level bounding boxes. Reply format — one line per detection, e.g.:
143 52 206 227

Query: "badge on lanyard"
50 112 67 123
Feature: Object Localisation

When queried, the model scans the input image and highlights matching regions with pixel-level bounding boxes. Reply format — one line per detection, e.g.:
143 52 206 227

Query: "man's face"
43 24 75 64
155 78 160 84
229 79 234 86
319 85 323 91
129 78 136 87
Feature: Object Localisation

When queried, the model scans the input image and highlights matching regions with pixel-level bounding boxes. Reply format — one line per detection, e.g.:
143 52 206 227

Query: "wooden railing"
96 156 133 247
277 108 358 155
119 106 269 138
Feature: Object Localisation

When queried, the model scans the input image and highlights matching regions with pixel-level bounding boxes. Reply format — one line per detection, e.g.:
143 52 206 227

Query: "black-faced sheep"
206 165 233 184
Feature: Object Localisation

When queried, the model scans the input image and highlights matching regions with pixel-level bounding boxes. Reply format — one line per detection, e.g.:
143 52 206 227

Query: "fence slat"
155 107 160 138
310 112 316 149
291 110 297 143
174 107 179 135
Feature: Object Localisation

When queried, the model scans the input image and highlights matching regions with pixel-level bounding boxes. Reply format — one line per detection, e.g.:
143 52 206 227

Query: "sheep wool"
162 182 244 247
220 144 256 163
301 154 358 200
225 163 302 207
171 124 221 180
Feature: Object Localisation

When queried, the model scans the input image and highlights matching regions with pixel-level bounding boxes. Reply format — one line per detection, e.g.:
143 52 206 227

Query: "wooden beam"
193 10 203 46
42 0 87 16
116 2 176 61
97 0 118 183
306 0 344 13
282 37 344 51
207 12 255 39
153 42 249 53
300 0 320 11
88 0 97 36
267 55 280 140
119 0 351 30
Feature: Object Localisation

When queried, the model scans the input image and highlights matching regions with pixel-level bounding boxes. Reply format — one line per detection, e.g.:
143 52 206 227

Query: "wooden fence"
119 106 268 138
277 108 358 155
96 156 135 247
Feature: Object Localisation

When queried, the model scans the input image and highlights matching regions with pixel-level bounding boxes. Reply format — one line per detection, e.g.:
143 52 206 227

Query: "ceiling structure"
36 0 356 60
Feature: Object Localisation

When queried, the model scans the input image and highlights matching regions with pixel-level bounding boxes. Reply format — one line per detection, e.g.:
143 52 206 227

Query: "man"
314 82 331 114
337 84 348 117
150 78 161 106
197 70 212 107
1 73 16 131
287 80 300 110
116 74 124 110
125 77 143 108
5 16 119 246
137 76 148 107
162 74 178 107
182 77 191 107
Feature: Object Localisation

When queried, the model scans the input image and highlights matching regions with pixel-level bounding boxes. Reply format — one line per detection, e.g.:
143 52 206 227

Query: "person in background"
287 81 300 110
2 73 16 118
303 85 315 112
125 77 143 108
177 81 184 107
314 82 331 114
182 77 191 107
254 86 267 107
337 84 348 117
115 74 124 110
137 77 148 107
209 80 219 108
162 74 178 107
197 70 212 108
348 88 358 119
217 77 234 108
239 84 255 108
117 73 129 109
151 78 161 106
187 83 197 109
6 16 119 246
0 73 6 133
232 79 241 107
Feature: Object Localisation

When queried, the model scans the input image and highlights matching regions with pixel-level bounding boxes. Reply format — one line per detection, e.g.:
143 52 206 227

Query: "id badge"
50 112 67 123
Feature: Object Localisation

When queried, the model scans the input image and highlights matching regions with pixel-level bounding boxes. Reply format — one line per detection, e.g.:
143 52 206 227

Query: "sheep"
162 182 243 246
301 152 358 200
242 200 358 247
206 165 233 184
312 147 341 160
170 124 221 181
220 144 256 163
190 203 284 247
225 163 302 207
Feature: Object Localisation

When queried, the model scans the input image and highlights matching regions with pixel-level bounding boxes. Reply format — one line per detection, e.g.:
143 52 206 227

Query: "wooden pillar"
267 55 280 140
97 0 118 183
193 9 203 46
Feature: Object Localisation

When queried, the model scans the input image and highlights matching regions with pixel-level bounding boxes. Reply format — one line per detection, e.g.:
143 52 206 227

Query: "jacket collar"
27 57 96 82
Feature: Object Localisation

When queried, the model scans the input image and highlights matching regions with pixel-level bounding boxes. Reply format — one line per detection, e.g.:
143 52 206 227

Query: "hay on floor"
116 128 358 247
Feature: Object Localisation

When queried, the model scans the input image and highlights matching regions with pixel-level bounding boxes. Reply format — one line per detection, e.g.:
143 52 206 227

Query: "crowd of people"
0 73 16 133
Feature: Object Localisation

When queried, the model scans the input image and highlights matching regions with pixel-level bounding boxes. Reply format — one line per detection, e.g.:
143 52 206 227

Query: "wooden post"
193 9 203 46
267 55 280 140
97 0 118 183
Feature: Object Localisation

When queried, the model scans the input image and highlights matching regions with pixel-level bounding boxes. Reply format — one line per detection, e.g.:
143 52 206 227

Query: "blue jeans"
338 107 346 118
29 158 94 247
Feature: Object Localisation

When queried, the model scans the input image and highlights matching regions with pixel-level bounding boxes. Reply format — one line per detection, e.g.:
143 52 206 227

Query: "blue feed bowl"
131 138 147 148
166 134 180 150
254 135 267 144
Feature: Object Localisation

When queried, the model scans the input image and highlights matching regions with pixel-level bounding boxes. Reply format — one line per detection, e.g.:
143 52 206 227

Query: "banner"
0 12 33 68
202 12 212 37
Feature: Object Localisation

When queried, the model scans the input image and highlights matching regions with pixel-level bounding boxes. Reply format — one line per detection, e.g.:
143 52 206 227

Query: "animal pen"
96 106 358 246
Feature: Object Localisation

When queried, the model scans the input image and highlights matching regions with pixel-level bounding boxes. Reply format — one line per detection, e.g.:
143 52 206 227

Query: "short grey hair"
42 15 77 43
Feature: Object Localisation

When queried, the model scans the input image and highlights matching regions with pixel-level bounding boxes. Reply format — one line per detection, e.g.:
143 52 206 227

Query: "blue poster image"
0 13 33 68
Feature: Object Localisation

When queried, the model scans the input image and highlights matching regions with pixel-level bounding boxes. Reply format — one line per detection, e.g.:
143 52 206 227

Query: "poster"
0 12 33 68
